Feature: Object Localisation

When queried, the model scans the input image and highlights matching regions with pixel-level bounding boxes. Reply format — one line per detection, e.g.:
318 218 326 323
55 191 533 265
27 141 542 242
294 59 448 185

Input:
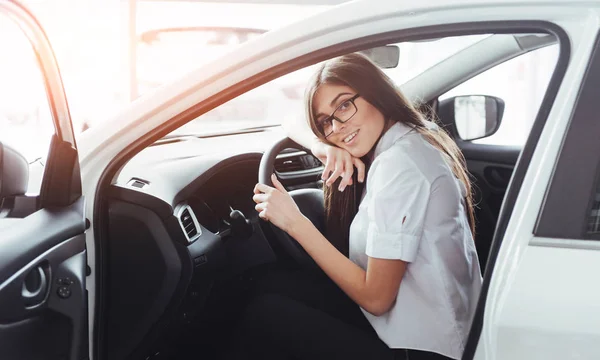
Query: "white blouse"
348 122 482 360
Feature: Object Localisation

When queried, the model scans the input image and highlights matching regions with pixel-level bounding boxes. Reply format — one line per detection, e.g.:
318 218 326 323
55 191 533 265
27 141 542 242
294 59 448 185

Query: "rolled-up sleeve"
365 154 431 262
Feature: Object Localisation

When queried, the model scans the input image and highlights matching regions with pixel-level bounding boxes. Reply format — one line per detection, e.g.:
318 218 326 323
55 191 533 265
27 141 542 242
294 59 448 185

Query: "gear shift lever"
229 208 253 239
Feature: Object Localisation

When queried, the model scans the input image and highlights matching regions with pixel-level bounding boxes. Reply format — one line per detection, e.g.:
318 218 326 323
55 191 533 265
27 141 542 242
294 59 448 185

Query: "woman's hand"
311 140 365 192
253 174 307 234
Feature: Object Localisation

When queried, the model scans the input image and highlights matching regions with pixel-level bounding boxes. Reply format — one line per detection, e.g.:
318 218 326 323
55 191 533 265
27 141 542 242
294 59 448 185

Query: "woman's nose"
331 118 346 134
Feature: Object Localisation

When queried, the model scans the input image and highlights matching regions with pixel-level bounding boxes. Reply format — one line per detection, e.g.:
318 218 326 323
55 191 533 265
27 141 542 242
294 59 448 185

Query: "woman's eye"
338 101 351 112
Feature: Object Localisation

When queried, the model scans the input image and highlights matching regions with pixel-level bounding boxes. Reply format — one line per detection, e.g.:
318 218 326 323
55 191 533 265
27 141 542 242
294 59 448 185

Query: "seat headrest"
0 143 29 199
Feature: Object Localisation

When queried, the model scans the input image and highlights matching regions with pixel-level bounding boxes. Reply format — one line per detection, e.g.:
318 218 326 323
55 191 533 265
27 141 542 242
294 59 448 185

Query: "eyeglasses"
317 94 360 138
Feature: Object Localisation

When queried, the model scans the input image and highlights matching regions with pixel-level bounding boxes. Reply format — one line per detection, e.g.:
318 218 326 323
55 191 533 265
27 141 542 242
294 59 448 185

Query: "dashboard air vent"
176 205 202 244
181 209 197 238
274 150 322 173
127 178 149 189
275 157 304 172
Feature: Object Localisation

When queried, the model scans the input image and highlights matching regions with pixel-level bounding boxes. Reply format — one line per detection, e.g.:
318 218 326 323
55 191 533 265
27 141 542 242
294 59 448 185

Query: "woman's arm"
290 215 406 316
254 174 406 316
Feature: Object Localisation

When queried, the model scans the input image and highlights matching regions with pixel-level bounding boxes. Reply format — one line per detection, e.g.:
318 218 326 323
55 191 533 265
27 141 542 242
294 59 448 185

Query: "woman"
230 53 482 360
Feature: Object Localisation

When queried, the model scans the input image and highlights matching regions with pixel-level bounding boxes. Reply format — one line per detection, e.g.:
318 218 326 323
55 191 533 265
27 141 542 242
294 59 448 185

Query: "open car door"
0 1 87 360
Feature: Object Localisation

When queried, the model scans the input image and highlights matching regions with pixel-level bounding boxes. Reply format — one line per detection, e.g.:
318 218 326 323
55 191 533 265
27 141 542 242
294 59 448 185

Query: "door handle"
21 265 48 307
484 167 512 188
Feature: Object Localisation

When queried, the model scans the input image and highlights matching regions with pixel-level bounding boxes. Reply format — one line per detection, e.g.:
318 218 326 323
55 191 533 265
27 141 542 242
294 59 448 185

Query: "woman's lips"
343 130 359 145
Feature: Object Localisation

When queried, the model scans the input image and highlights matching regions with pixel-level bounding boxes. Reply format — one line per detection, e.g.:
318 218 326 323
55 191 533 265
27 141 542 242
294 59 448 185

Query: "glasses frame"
320 94 361 138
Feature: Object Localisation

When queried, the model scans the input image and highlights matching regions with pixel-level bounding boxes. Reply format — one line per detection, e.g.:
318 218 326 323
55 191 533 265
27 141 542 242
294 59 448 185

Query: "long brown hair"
305 53 475 256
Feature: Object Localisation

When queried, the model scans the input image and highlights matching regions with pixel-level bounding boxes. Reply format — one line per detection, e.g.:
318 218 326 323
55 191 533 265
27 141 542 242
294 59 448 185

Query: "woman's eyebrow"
315 92 354 117
329 92 353 107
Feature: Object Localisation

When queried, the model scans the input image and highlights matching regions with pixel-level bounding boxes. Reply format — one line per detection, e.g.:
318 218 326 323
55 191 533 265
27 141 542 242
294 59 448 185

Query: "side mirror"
360 45 400 69
0 142 29 202
438 95 504 141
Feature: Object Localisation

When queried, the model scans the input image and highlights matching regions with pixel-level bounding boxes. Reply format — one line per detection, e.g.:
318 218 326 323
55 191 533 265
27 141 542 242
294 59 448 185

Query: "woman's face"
313 83 387 158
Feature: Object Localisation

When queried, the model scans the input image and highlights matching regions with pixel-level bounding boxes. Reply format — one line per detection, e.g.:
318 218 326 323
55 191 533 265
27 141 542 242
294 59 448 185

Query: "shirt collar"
372 121 415 159
372 120 441 160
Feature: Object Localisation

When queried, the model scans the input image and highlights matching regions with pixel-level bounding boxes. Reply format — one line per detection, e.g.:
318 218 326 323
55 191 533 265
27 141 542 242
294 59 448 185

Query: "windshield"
168 34 490 137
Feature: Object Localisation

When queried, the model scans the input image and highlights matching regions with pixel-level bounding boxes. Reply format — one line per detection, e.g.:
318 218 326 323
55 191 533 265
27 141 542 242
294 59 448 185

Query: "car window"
0 15 54 195
168 63 317 137
534 34 600 241
382 34 491 84
168 35 493 137
588 186 600 234
440 44 560 146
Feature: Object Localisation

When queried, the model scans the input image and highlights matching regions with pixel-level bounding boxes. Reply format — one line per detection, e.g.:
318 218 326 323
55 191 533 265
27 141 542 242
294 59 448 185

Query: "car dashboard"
103 126 323 360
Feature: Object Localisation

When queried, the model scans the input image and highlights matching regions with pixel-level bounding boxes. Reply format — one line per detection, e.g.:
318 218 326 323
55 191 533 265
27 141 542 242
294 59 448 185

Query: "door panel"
0 231 87 360
0 197 86 279
462 147 520 269
462 143 520 258
0 1 86 359
460 142 520 165
0 200 87 360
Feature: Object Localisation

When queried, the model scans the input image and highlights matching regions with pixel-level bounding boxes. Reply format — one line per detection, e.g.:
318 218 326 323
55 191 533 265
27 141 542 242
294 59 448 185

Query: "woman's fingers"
317 145 364 191
252 193 268 204
254 183 274 194
325 158 344 187
271 173 287 193
255 202 267 212
258 209 268 221
353 157 366 183
338 157 354 192
322 158 334 181
255 202 268 221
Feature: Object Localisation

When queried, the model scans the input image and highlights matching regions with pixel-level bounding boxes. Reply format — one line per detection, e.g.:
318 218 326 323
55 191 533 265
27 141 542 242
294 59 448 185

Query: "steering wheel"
258 137 324 269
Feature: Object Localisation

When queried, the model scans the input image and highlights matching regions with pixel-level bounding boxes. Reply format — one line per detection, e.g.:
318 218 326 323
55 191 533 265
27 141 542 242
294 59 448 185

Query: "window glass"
168 35 492 137
0 15 54 194
382 34 491 84
588 183 600 234
440 44 559 146
168 35 558 141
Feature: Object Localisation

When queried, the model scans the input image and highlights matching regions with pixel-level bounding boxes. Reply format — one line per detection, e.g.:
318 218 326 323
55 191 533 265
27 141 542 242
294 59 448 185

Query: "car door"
464 8 600 360
0 2 87 360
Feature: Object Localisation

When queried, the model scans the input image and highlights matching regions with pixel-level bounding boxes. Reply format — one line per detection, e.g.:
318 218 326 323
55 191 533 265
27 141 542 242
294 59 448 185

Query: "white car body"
3 0 600 359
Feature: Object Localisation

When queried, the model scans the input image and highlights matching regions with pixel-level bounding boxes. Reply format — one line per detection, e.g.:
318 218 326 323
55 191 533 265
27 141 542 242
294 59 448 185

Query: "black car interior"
101 131 322 359
0 139 88 360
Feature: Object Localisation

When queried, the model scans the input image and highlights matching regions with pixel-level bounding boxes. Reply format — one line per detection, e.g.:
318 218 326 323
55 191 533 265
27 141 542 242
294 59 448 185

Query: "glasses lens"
333 99 357 122
321 119 333 137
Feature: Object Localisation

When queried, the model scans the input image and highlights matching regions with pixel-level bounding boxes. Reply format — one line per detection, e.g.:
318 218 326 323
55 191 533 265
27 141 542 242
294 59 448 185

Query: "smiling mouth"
343 130 359 143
